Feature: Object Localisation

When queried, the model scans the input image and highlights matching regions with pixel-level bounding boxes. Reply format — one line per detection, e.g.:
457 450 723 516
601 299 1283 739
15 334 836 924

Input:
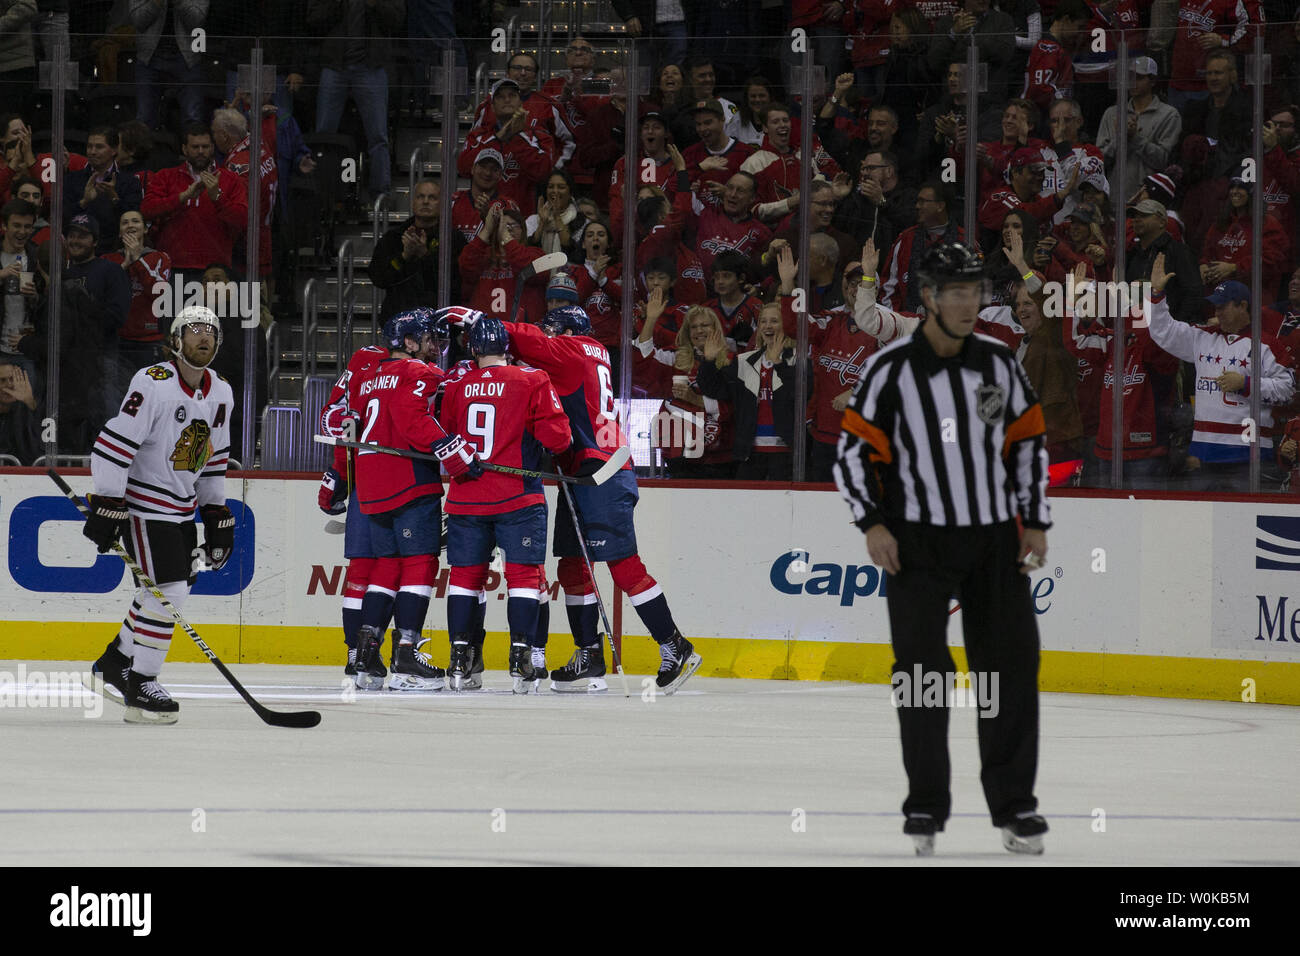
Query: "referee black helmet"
916 241 988 339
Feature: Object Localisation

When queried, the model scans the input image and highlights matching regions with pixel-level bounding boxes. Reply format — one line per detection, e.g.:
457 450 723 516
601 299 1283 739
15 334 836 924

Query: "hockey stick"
48 470 322 729
313 434 630 486
509 251 568 322
556 468 631 698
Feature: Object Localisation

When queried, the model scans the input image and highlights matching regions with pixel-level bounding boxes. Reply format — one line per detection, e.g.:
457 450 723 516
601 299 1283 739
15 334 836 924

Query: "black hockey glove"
200 504 235 570
83 495 128 553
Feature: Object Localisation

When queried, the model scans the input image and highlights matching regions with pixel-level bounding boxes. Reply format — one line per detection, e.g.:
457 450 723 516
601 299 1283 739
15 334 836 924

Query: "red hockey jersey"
439 362 571 516
1169 0 1249 91
1022 35 1074 114
781 298 878 444
140 163 248 270
103 248 171 342
502 321 630 473
349 356 450 514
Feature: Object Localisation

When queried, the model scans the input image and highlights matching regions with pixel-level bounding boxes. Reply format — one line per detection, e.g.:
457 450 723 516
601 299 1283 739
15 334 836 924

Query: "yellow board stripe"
7 623 1298 705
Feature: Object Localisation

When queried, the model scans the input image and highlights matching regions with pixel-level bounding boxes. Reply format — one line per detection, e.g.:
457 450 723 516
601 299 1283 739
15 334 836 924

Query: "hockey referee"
833 241 1052 857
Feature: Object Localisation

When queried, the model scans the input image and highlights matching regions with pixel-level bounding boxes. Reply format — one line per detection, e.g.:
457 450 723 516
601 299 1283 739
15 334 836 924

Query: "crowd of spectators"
3 1 1300 494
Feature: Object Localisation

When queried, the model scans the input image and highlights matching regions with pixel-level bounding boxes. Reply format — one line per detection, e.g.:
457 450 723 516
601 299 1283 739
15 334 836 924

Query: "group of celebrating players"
78 289 703 722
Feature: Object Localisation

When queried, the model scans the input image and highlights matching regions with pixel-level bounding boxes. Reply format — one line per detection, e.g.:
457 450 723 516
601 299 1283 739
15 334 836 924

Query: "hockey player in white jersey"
84 306 235 723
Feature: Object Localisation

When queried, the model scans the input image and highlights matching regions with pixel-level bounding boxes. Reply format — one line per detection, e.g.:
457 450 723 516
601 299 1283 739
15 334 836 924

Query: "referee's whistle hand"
1019 528 1048 575
865 525 901 576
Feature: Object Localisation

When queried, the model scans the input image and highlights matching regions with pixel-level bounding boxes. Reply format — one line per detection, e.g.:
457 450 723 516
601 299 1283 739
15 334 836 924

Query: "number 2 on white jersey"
467 402 496 460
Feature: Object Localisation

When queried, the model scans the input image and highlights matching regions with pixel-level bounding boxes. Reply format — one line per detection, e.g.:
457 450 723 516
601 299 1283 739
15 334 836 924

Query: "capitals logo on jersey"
171 419 213 473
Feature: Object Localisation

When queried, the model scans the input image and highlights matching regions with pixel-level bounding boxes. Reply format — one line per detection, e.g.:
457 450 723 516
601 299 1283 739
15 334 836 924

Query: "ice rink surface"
3 660 1298 867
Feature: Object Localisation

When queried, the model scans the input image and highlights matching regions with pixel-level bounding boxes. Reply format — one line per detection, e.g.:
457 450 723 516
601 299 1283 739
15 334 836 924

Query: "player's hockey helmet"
170 305 223 350
915 241 986 291
383 308 441 352
467 317 510 357
541 304 592 337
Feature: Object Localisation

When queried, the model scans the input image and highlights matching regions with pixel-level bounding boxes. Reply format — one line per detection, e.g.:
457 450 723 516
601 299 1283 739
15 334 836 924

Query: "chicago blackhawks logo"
170 420 213 473
146 365 174 381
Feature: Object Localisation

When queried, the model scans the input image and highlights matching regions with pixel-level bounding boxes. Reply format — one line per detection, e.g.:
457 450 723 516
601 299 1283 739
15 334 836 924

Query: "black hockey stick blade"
48 470 322 729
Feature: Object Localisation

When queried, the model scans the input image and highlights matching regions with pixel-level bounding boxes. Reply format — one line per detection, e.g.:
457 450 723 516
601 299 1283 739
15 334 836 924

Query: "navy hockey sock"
342 606 362 649
506 595 540 638
448 593 476 637
565 599 600 648
360 589 395 633
632 593 676 644
393 590 431 640
531 600 550 649
471 592 487 646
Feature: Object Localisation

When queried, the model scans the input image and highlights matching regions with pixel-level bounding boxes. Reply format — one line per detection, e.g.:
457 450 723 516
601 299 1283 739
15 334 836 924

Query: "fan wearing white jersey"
84 306 235 724
1146 254 1295 492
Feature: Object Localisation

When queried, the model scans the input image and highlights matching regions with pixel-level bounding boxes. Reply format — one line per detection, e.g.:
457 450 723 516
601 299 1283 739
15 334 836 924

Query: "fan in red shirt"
458 203 551 323
704 250 765 348
438 303 704 694
1021 1 1090 117
345 311 480 693
775 245 879 480
608 112 679 244
104 210 171 367
632 258 694 396
213 109 277 278
451 150 505 244
140 125 247 274
681 99 754 194
1168 0 1249 95
459 79 555 213
439 317 571 692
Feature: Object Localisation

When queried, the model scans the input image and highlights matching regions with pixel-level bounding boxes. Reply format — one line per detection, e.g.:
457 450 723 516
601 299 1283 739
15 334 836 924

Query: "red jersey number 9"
467 402 496 460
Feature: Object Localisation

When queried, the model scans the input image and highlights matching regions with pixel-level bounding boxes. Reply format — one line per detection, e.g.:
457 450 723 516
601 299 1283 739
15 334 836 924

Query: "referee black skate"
833 242 1052 856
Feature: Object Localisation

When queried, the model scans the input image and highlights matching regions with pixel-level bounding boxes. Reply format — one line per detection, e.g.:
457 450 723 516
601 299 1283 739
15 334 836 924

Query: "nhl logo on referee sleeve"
974 384 1007 425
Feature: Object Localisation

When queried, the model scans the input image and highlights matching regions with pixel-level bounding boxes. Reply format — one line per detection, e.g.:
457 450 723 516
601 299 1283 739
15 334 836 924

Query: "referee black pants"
884 519 1041 828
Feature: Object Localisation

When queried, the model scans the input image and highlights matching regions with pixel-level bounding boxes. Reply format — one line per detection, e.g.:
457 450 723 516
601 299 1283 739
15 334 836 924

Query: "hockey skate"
1001 813 1048 855
85 638 131 705
353 626 388 691
549 644 606 693
343 645 358 676
655 631 702 695
903 814 941 857
448 639 475 692
509 638 546 694
388 636 446 691
122 670 179 725
462 637 485 691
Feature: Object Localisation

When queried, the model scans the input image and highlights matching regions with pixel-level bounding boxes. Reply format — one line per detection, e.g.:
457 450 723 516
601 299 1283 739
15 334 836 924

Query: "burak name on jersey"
359 373 400 396
463 381 506 398
582 343 609 362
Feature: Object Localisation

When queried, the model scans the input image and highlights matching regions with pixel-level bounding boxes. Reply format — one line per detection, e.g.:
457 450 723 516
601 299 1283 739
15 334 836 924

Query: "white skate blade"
123 706 178 725
387 672 445 692
550 676 608 694
83 672 125 707
461 674 483 691
660 652 703 696
911 834 935 857
353 672 386 692
513 675 546 694
1001 829 1045 855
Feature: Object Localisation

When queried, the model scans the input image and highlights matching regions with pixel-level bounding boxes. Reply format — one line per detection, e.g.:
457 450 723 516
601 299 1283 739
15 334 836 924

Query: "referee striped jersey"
834 326 1052 531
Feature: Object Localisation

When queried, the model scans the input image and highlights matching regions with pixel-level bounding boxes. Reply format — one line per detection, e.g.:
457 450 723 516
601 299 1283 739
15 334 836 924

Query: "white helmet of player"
170 305 223 371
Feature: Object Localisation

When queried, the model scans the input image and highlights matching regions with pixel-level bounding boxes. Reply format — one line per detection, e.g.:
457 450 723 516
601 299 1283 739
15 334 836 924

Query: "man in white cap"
451 149 504 244
1097 56 1183 199
459 78 556 211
